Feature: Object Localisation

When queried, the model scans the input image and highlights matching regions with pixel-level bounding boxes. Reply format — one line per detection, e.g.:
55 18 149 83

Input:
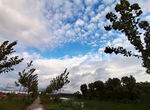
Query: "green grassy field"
82 100 150 110
0 95 35 110
0 98 27 110
41 96 150 110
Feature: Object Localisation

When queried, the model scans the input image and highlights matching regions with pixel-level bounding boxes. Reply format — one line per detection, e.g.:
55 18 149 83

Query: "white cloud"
128 0 150 15
0 0 81 50
74 0 82 5
112 34 132 48
0 0 150 51
0 0 52 49
75 19 85 26
97 5 105 12
102 0 115 4
84 0 98 6
87 23 96 30
1 51 150 92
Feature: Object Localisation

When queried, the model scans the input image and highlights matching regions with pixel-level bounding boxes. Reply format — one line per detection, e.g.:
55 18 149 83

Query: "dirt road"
26 97 43 110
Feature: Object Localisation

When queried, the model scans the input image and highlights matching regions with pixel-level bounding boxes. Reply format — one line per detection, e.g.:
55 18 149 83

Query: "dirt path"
26 97 44 110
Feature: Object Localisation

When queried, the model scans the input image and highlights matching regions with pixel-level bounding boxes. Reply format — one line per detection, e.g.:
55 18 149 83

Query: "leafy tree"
94 80 105 98
45 68 70 93
0 41 23 74
80 84 88 99
136 82 150 93
15 61 38 96
113 85 128 100
104 0 150 74
79 76 150 102
105 78 121 99
88 83 95 99
121 75 141 100
105 78 121 90
74 91 81 98
121 75 136 91
136 82 150 103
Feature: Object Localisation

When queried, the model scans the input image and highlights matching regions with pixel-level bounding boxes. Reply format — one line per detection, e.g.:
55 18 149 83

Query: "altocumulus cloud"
0 0 150 50
0 0 126 50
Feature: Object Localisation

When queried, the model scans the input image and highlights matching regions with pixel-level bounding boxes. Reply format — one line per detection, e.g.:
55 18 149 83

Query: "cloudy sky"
0 0 150 93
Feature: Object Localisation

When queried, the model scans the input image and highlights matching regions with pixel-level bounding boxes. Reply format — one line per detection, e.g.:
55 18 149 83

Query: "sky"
0 0 150 93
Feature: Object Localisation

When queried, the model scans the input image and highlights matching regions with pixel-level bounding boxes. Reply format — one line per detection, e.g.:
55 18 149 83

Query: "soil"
26 97 43 110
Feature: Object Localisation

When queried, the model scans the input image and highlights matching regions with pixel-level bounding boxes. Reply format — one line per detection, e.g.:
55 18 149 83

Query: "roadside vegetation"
40 75 150 110
0 93 35 110
40 95 150 110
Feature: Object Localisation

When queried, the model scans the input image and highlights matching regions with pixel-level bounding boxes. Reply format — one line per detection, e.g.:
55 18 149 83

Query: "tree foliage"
45 68 70 93
94 81 105 98
79 75 150 102
121 75 136 92
74 91 82 98
104 0 150 74
15 61 38 96
80 84 88 99
0 41 23 74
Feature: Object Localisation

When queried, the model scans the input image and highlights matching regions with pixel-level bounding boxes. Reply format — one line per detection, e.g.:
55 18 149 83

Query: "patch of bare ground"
26 97 43 110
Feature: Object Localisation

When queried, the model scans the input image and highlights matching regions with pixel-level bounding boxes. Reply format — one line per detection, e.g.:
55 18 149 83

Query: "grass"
40 96 150 110
0 97 27 110
0 94 35 110
82 100 150 110
43 100 84 110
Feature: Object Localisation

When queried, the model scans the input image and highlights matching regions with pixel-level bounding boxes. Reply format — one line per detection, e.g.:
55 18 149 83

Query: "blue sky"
0 0 150 92
13 0 118 59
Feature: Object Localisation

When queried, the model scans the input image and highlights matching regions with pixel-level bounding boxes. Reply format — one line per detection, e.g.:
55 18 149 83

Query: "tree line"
78 75 150 103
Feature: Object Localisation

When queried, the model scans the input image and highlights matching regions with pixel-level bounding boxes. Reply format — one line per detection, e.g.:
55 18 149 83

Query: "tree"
136 82 150 103
74 91 81 98
79 76 150 102
15 61 38 96
94 80 105 98
80 84 88 99
121 75 136 100
121 75 136 91
105 78 121 99
0 41 23 74
45 68 70 93
88 83 95 99
105 78 121 90
104 0 150 74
